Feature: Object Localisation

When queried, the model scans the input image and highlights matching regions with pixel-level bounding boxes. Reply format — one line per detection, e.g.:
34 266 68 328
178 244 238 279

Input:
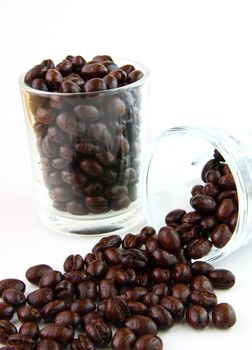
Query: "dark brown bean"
207 269 235 289
190 290 217 309
160 296 185 321
81 63 108 79
115 268 137 286
0 320 17 344
217 198 236 221
186 305 209 329
103 296 130 326
151 249 179 268
191 261 214 276
151 268 171 284
211 224 232 248
191 185 203 196
173 263 192 283
127 70 144 83
63 254 84 272
7 333 35 349
45 69 63 89
128 302 148 315
54 311 80 327
0 302 14 320
111 327 136 350
39 324 74 346
121 249 148 269
165 209 186 224
124 315 158 336
181 211 202 224
83 311 112 346
148 304 174 328
212 303 236 328
17 305 42 323
121 287 148 302
190 195 216 214
219 174 236 190
200 215 217 231
27 288 54 308
36 339 61 350
19 322 39 340
132 334 163 350
71 335 95 350
99 279 117 299
185 238 212 259
39 271 62 289
191 275 214 293
201 159 220 182
158 227 181 252
70 298 96 316
142 292 160 307
0 279 26 296
171 284 190 304
76 281 97 300
139 226 156 244
63 271 89 285
42 300 67 322
2 289 26 308
86 260 107 280
151 283 169 298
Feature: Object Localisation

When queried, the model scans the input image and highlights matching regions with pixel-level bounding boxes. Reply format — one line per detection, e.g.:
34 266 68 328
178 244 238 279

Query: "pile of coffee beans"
0 226 236 350
165 149 238 257
23 55 145 215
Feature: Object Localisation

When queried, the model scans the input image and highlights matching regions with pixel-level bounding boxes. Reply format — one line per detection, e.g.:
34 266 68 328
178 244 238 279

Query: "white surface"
0 1 252 349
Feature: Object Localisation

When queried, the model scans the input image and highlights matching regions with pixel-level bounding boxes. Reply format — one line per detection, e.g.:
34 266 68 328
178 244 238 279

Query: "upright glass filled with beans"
20 55 148 225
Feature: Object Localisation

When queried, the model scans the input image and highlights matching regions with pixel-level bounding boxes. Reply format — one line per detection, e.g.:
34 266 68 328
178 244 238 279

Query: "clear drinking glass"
141 126 252 262
20 58 150 235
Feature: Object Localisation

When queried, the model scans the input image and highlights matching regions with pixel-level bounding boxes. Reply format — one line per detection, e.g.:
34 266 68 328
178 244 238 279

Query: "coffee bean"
201 159 220 182
115 268 137 286
160 296 185 321
17 305 42 323
132 334 163 350
208 269 235 289
103 74 118 89
0 279 26 296
121 287 148 302
25 64 47 85
191 261 214 276
203 183 220 197
63 254 84 272
7 333 35 349
191 185 203 196
71 335 95 350
127 70 144 83
165 209 186 224
42 300 67 322
70 298 96 316
63 271 89 285
85 78 107 92
181 211 202 224
185 238 212 259
0 302 14 320
190 290 217 309
111 327 136 350
219 174 236 190
124 315 158 336
158 227 181 252
186 305 209 329
200 215 217 231
45 69 63 90
39 271 62 289
142 292 160 307
109 69 127 84
173 263 192 283
19 322 39 340
56 60 73 76
151 268 171 284
27 288 54 308
0 320 17 344
151 249 179 268
2 289 26 308
128 302 148 315
54 310 80 327
171 284 190 304
151 283 169 298
217 198 236 221
93 235 122 253
103 296 130 326
205 170 221 184
190 195 216 214
98 279 117 300
81 63 108 79
211 224 232 248
191 275 214 293
39 324 74 346
76 281 97 300
148 304 174 328
36 339 60 350
83 311 112 346
212 303 236 328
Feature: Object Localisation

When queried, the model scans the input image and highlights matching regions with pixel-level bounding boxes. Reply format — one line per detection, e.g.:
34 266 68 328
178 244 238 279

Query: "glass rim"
19 57 150 96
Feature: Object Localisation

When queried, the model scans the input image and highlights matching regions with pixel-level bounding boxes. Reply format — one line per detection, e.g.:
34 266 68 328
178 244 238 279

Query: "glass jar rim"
19 57 150 96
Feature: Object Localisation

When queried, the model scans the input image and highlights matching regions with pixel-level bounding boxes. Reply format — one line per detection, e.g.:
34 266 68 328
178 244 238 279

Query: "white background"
0 1 252 349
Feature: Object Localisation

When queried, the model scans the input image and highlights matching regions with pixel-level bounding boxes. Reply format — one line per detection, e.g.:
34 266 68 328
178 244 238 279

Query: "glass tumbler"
20 59 149 235
141 126 252 262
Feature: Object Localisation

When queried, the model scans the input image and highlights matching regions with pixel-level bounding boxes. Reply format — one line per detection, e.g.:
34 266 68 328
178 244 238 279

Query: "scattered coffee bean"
186 305 209 329
212 303 236 328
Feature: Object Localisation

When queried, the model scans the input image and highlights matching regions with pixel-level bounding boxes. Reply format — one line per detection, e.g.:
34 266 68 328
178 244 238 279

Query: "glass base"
37 201 144 236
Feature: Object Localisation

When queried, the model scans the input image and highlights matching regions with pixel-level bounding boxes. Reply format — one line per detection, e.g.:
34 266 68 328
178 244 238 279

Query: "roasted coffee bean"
111 327 136 350
17 305 42 323
128 302 148 315
99 279 117 300
104 247 122 266
54 311 80 327
151 268 171 284
104 185 128 200
36 339 61 350
0 279 26 296
63 254 84 272
142 292 160 307
108 97 126 119
120 64 135 74
19 322 39 340
0 320 17 344
89 122 112 145
39 324 74 346
109 69 127 84
191 185 203 196
151 283 169 298
148 304 174 328
74 104 100 121
63 271 89 285
0 302 14 320
81 63 108 79
190 290 217 309
76 281 97 300
45 69 63 89
50 187 71 202
151 249 179 268
200 215 217 231
39 271 62 289
27 288 54 308
219 174 236 190
86 260 107 280
35 107 53 125
158 227 181 252
127 70 144 83
2 289 26 308
185 238 212 259
71 335 95 350
190 195 216 214
212 303 236 328
80 159 103 177
145 236 160 255
121 287 148 302
61 79 81 93
217 198 236 221
230 211 238 231
205 170 221 184
171 284 190 304
181 211 202 224
191 261 214 276
109 196 131 211
103 74 118 89
217 190 238 203
160 296 185 321
211 224 232 248
103 296 130 326
42 300 67 322
70 298 96 316
7 333 35 349
132 334 163 350
186 305 209 329
191 275 214 293
208 269 235 289
83 311 112 346
115 268 137 286
25 64 48 85
124 315 158 336
56 60 73 76
93 236 122 253
114 135 130 155
121 249 148 269
165 209 186 224
203 183 220 197
173 263 192 283
201 159 220 182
